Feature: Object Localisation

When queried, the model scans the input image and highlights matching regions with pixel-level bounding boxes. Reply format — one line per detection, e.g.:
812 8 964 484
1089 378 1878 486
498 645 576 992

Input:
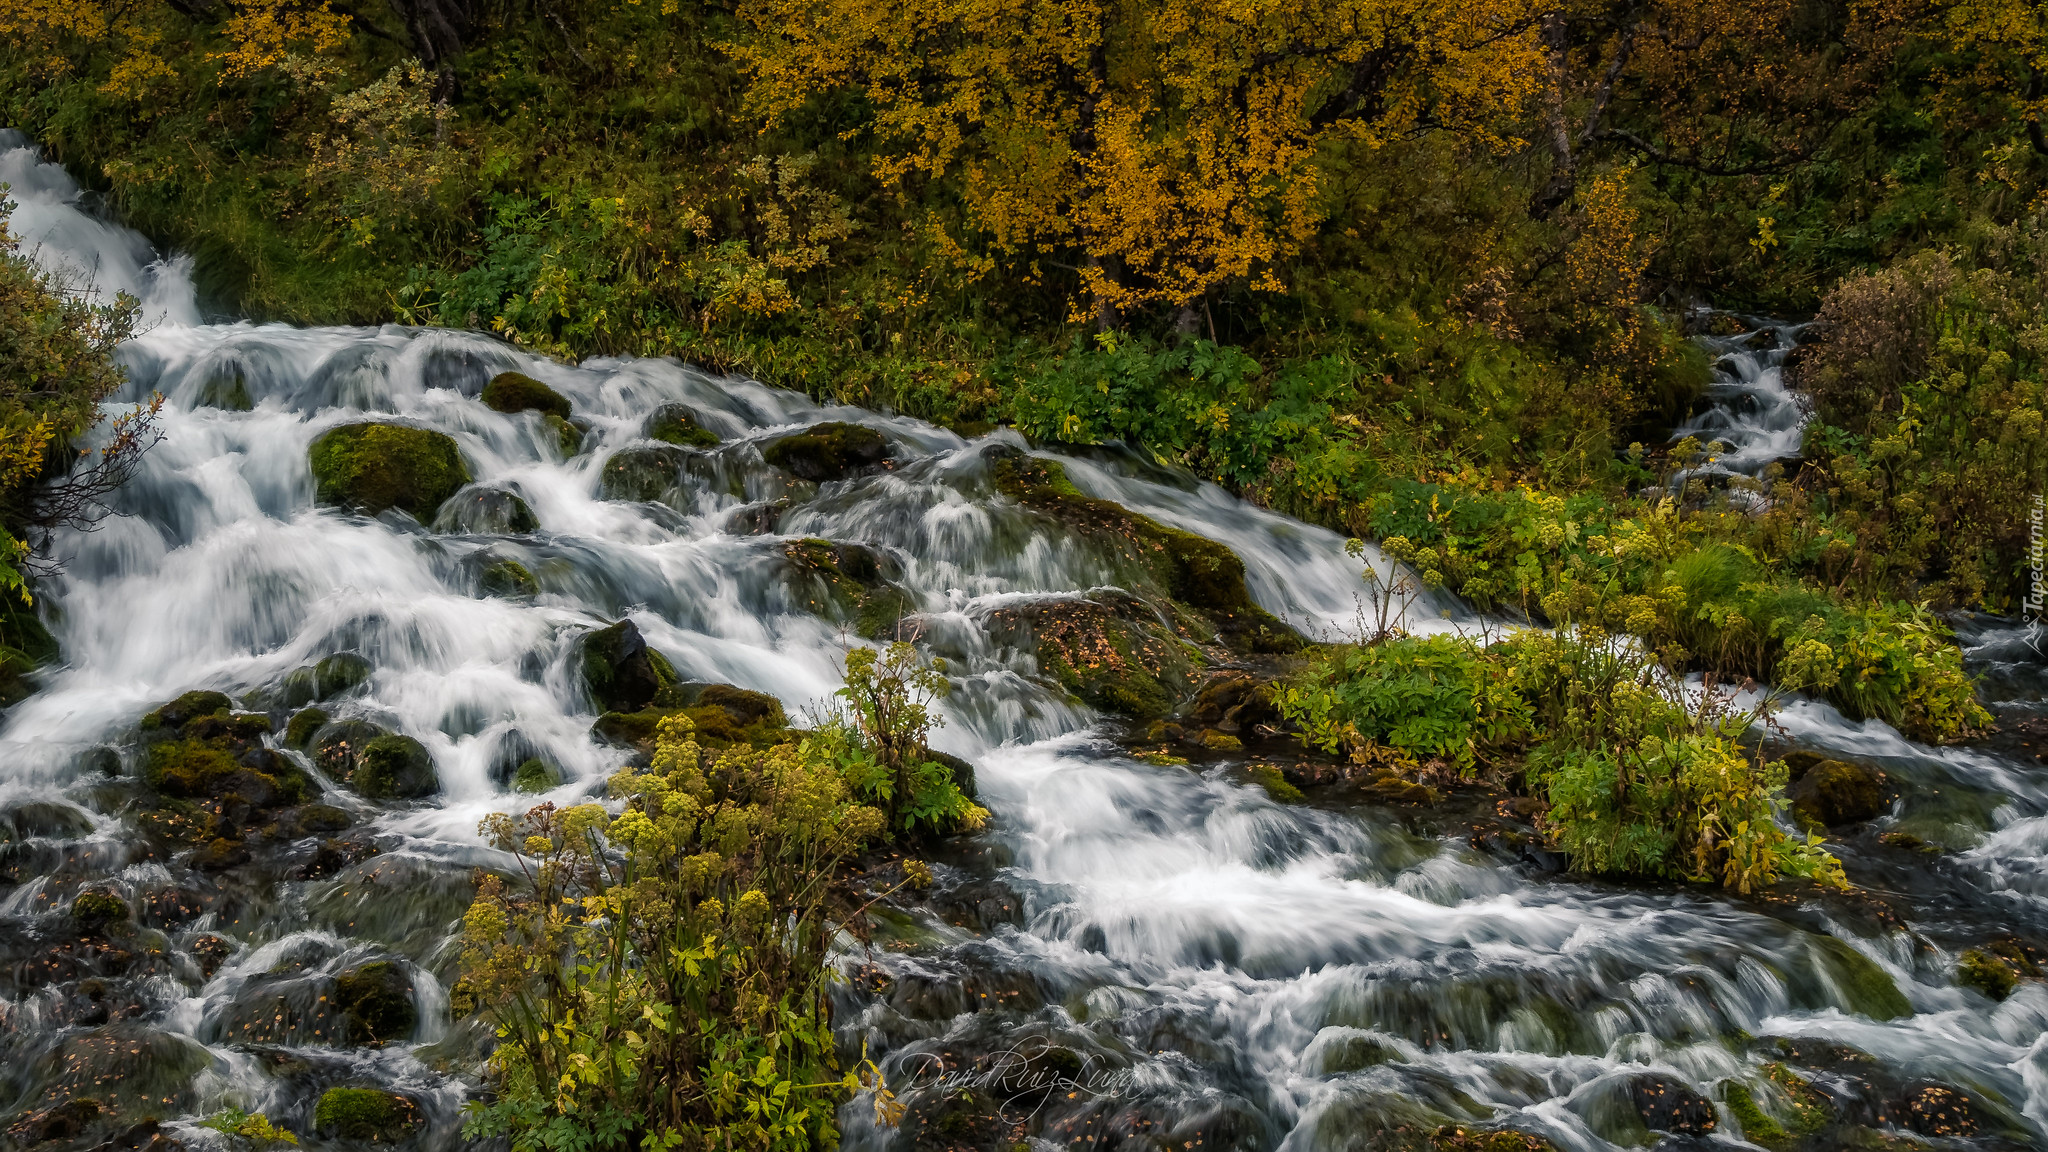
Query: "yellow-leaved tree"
732 0 1546 328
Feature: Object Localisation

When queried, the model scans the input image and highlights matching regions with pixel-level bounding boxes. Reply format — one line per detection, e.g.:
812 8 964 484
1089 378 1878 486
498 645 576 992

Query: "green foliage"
200 1108 299 1147
1275 635 1530 776
457 715 890 1152
511 758 560 794
307 422 471 518
815 643 987 836
314 1088 422 1143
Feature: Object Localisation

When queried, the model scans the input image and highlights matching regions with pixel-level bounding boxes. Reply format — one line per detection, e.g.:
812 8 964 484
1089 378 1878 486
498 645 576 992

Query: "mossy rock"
349 734 439 800
984 592 1203 720
313 1088 424 1143
309 423 471 518
546 413 584 456
199 367 253 411
761 421 890 482
277 653 373 709
1626 1074 1717 1135
1318 1033 1401 1074
592 685 793 755
432 484 539 535
72 890 130 929
333 960 417 1044
646 402 720 447
192 836 251 871
146 726 314 809
1788 758 1891 827
285 706 330 749
1811 935 1912 1020
1429 1126 1562 1152
1200 728 1244 752
578 619 679 714
141 690 235 732
599 444 689 504
481 371 572 419
511 758 560 793
2 799 96 842
479 557 539 598
1248 763 1302 802
1958 949 2020 1000
985 447 1299 653
781 539 918 638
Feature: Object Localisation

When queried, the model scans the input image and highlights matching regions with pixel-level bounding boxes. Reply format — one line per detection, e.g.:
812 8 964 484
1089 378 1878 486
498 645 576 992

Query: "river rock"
1626 1074 1717 1135
350 735 439 800
511 759 561 793
141 692 317 817
334 960 418 1044
591 682 791 755
1787 756 1890 826
1896 1081 1981 1138
313 1087 425 1142
983 446 1300 654
478 556 539 597
646 402 720 447
432 483 539 534
599 444 689 504
274 652 372 710
309 422 471 518
782 538 917 638
724 498 788 535
578 619 679 714
761 421 890 481
983 591 1202 720
481 370 572 419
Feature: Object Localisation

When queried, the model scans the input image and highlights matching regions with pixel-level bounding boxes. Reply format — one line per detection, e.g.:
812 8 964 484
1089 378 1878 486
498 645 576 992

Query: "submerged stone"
432 483 539 535
334 960 418 1044
1810 935 1912 1020
479 557 539 598
578 619 679 714
761 421 889 481
198 367 253 411
646 402 720 447
276 652 373 709
1626 1074 1716 1135
511 758 560 793
984 592 1202 720
309 422 471 518
481 370 572 419
782 538 918 638
1787 757 1890 827
599 444 689 504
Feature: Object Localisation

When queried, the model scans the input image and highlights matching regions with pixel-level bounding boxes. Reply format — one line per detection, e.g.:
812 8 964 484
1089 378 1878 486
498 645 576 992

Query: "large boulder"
984 447 1299 654
432 483 539 535
311 722 439 800
481 371 572 419
984 592 1202 720
313 1088 425 1143
309 423 471 518
141 691 317 813
782 539 917 639
578 619 679 714
333 960 418 1044
599 445 689 504
761 421 889 482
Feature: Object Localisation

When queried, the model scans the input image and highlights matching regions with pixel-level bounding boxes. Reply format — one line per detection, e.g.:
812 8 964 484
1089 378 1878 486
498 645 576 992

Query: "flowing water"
1670 317 1809 503
1 136 2046 1152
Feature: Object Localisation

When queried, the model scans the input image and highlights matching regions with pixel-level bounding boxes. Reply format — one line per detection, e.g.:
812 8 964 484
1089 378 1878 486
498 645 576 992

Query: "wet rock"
986 447 1301 653
284 707 328 750
983 592 1202 720
1247 763 1303 802
481 370 572 419
142 694 316 814
645 402 720 447
761 421 889 482
275 652 373 710
479 557 538 598
12 1026 210 1122
1895 1081 1980 1138
308 422 471 519
198 366 252 411
278 803 355 837
1199 728 1243 751
1810 935 1912 1020
334 960 418 1044
782 538 918 638
7 1097 102 1144
1787 757 1891 827
71 891 129 931
348 734 439 800
78 746 122 777
547 414 585 456
93 1119 182 1152
313 1088 424 1143
292 837 380 881
311 719 391 779
1428 1126 1561 1152
1958 949 2019 1000
578 619 679 714
1318 1033 1402 1073
1360 770 1441 805
1184 671 1281 733
691 683 788 728
140 690 235 733
724 499 787 535
592 682 792 756
599 444 689 504
2 800 96 842
191 837 251 871
0 596 57 706
432 483 538 535
189 935 233 978
511 758 560 793
1626 1074 1717 1135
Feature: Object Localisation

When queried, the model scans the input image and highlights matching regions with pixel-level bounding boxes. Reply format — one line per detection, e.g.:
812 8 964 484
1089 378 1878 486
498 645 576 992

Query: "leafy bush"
1275 635 1530 776
458 715 887 1152
808 643 987 837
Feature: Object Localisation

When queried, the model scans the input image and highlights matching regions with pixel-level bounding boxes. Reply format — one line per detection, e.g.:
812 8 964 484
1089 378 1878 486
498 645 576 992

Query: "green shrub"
810 643 987 836
458 715 889 1152
1275 635 1530 776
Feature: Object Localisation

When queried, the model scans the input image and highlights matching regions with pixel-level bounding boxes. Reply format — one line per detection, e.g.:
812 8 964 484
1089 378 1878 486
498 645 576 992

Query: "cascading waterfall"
1669 317 1809 501
0 136 2044 1152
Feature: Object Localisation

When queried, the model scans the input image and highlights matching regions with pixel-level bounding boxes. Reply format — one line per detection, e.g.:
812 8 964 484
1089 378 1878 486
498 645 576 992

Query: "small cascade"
1670 316 1809 498
0 136 2043 1152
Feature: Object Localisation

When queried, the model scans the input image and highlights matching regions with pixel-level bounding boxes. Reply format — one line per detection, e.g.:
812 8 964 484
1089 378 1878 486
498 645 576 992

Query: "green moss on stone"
988 451 1299 653
313 1088 423 1143
199 368 253 411
72 890 130 928
1958 949 2019 1001
579 619 679 713
141 690 232 731
480 558 539 598
761 421 889 481
512 758 560 793
987 593 1201 719
285 707 329 750
309 422 471 518
1789 758 1889 827
1723 1082 1789 1149
481 371 572 419
351 734 439 800
599 445 688 503
646 402 720 447
334 961 417 1044
1249 764 1303 802
1813 935 1913 1020
546 414 584 456
781 539 918 638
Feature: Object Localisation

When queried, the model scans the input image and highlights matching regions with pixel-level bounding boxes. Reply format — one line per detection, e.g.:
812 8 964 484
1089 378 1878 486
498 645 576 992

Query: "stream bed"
1 135 2046 1152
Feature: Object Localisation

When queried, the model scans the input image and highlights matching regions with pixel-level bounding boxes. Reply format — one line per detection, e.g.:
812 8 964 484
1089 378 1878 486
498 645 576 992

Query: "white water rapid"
1670 317 1809 498
1 137 2045 1152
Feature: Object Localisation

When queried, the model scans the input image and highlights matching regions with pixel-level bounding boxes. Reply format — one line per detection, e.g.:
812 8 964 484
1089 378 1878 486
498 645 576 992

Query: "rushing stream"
2 135 2046 1152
